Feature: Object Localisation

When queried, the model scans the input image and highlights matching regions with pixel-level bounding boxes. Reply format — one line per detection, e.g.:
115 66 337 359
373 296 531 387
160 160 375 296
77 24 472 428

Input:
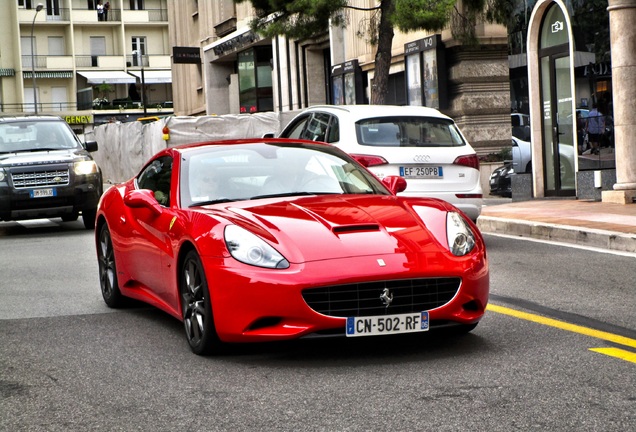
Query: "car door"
126 155 177 301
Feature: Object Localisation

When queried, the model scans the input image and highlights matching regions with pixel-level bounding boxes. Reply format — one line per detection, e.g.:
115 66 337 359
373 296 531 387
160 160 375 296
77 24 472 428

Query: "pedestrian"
585 103 605 155
96 1 104 21
104 2 110 21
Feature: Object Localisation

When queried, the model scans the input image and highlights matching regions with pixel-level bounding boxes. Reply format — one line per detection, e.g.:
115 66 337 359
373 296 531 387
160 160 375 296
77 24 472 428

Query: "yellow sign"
64 115 93 125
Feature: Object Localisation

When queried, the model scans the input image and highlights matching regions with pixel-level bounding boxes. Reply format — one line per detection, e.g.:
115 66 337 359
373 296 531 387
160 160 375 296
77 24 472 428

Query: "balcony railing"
21 55 47 69
123 8 168 22
0 102 79 113
126 54 149 67
75 55 125 68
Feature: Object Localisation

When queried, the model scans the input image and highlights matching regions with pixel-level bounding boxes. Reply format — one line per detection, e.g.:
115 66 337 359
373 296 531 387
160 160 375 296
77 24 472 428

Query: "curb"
476 216 636 254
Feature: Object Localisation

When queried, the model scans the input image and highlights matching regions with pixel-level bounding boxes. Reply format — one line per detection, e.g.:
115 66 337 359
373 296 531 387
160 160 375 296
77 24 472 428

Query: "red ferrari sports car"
95 138 489 355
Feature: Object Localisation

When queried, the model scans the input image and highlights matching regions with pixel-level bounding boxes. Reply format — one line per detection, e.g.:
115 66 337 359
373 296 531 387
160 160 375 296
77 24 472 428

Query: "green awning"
23 71 73 79
0 68 15 77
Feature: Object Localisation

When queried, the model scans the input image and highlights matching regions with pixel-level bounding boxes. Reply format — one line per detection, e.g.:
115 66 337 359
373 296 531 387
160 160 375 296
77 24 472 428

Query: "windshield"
181 142 390 208
0 120 82 153
355 116 465 147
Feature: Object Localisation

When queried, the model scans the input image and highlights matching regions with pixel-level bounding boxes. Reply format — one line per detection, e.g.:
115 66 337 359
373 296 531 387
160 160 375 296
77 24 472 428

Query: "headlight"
224 225 290 269
0 169 5 182
446 212 476 256
74 160 98 175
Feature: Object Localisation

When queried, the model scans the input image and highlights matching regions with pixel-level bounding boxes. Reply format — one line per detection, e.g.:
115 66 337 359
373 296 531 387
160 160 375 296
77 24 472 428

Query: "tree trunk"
371 0 396 105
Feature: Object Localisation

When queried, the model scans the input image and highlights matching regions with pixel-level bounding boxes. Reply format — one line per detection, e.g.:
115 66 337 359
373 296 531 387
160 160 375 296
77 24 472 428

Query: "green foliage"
480 146 512 162
235 0 349 40
393 0 456 32
234 0 516 101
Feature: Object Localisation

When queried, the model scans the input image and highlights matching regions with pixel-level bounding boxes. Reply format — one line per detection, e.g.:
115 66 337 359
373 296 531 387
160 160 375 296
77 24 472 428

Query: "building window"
129 0 144 10
48 36 65 56
131 37 147 66
237 47 273 113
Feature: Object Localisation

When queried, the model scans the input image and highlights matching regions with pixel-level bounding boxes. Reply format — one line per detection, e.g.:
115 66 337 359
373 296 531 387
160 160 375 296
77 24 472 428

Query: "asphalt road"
1 217 634 432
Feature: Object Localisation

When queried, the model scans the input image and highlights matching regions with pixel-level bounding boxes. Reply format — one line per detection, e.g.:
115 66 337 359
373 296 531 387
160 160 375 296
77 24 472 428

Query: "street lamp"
31 3 44 114
133 50 147 116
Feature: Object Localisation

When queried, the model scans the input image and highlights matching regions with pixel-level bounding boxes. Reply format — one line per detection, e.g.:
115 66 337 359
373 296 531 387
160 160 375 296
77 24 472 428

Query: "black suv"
0 115 103 229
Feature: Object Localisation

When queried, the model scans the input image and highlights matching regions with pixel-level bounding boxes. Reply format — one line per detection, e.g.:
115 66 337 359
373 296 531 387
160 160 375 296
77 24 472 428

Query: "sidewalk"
476 199 636 254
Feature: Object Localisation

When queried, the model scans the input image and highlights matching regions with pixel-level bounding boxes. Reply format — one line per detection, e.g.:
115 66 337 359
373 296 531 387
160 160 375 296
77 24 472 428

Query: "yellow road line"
487 303 636 349
589 348 636 364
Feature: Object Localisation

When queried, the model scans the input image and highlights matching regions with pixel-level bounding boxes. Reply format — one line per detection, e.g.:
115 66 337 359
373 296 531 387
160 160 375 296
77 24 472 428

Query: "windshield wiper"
249 191 339 200
189 198 235 207
27 147 60 152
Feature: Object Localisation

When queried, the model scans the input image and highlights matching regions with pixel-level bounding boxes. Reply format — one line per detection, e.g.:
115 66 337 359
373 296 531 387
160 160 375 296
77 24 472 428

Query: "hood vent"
332 224 380 234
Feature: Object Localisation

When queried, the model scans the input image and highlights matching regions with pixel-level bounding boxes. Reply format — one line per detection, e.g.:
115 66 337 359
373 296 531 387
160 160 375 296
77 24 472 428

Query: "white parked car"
278 105 483 220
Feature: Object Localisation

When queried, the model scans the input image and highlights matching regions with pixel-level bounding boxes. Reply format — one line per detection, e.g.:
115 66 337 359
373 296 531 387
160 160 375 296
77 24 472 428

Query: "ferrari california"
95 138 489 355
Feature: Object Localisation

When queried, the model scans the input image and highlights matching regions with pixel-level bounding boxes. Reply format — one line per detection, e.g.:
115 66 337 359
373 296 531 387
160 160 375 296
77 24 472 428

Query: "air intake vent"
302 278 461 317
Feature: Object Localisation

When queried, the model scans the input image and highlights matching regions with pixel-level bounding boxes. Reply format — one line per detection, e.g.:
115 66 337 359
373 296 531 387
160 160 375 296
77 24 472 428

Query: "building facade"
0 0 173 133
168 0 512 155
509 0 636 203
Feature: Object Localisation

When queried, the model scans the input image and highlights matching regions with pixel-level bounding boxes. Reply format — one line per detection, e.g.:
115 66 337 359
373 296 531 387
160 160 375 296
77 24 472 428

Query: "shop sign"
173 47 201 64
65 115 93 125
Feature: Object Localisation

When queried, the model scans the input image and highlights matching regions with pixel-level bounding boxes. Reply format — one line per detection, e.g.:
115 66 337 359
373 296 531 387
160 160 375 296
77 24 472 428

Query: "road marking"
487 304 636 350
483 232 636 258
589 348 636 364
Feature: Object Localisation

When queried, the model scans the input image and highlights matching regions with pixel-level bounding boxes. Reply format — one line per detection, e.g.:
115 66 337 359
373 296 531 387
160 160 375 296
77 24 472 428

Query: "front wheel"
97 223 124 308
180 250 221 355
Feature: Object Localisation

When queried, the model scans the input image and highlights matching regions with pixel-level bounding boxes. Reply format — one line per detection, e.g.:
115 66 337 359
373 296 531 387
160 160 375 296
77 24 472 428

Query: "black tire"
83 208 97 230
61 212 79 222
97 223 124 308
180 250 221 355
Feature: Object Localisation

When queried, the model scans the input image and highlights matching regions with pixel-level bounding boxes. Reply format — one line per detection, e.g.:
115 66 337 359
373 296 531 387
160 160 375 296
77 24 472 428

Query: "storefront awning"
77 71 136 84
23 71 73 79
128 70 172 84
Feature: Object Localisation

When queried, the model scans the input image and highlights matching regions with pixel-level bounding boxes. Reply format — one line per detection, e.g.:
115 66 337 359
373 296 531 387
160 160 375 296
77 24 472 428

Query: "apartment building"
0 0 173 133
167 0 512 154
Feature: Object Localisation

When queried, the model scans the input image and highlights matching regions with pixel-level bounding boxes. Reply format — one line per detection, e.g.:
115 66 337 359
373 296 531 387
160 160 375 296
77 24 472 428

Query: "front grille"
11 169 70 188
302 278 461 317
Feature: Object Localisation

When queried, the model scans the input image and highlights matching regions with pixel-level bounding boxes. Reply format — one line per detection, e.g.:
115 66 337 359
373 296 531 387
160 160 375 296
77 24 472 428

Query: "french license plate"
346 311 429 337
30 188 55 198
400 166 443 179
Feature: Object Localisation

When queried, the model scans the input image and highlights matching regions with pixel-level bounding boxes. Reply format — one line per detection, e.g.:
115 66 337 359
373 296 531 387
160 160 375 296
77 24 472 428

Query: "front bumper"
0 173 102 222
205 250 489 343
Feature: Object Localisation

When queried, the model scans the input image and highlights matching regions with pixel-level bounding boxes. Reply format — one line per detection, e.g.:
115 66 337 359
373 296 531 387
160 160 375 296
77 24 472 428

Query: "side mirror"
382 175 407 194
123 189 163 216
262 132 275 139
84 141 99 152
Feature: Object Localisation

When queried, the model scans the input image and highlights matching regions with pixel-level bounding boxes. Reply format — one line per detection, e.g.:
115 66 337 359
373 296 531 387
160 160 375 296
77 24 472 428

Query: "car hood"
0 149 86 167
204 195 450 263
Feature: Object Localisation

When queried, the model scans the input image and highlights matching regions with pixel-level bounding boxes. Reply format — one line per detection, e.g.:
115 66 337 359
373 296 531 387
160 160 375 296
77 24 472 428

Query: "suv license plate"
30 188 56 198
400 166 443 179
346 311 429 337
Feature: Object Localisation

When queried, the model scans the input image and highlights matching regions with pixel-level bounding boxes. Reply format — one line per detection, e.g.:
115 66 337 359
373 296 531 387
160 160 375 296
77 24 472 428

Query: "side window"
325 115 339 143
281 115 310 139
301 112 330 142
137 156 173 206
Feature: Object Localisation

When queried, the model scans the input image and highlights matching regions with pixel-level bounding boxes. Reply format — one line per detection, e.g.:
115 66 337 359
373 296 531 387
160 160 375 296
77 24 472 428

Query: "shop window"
238 46 273 113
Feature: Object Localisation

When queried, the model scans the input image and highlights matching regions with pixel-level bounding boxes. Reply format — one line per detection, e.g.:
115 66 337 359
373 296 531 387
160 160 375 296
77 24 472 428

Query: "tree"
235 0 513 104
